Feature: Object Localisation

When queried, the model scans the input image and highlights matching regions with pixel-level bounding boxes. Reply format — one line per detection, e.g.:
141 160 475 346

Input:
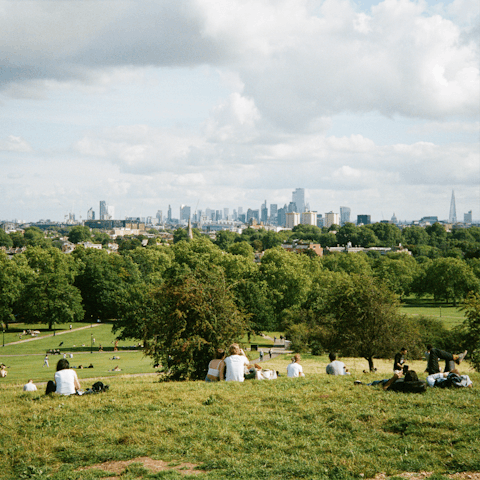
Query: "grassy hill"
1 353 479 480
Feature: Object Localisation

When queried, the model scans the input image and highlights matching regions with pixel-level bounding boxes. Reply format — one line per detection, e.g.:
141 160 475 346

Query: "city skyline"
1 0 479 223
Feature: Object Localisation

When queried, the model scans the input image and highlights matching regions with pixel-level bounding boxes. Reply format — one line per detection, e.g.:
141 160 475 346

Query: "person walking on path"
43 355 49 368
259 350 264 361
269 348 272 359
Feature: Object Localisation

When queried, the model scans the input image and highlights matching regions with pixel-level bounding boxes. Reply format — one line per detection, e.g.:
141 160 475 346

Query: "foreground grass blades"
2 374 479 480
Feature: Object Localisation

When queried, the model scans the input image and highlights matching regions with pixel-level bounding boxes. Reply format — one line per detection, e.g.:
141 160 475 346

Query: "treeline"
1 225 480 379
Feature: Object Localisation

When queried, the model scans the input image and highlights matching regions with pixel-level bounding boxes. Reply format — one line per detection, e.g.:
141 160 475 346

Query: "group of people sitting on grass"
205 343 306 382
353 346 471 392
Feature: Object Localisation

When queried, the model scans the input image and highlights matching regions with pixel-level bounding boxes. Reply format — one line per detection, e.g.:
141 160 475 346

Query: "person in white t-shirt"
287 354 305 378
23 379 37 391
326 352 350 375
222 344 251 382
51 359 81 395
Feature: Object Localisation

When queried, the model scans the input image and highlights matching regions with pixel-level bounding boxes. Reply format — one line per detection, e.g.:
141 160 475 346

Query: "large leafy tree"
68 225 92 244
422 257 479 306
115 267 248 380
17 247 84 329
314 274 405 371
373 253 418 299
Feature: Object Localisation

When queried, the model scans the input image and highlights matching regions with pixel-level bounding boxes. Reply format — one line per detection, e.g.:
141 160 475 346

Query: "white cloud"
0 135 33 152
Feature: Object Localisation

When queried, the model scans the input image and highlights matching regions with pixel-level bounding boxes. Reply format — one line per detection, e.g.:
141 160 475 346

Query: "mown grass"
400 297 465 329
1 368 479 480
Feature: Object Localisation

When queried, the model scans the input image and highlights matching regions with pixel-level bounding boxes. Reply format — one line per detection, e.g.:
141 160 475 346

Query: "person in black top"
393 347 407 373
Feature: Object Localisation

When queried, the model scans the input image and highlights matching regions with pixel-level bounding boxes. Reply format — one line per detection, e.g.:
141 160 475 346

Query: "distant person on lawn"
326 353 350 375
287 354 305 378
394 347 408 374
425 345 467 375
205 348 225 382
222 344 250 382
23 379 37 391
45 359 81 396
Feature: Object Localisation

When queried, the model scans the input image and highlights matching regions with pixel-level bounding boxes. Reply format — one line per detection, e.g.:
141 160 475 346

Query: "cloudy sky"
1 0 479 223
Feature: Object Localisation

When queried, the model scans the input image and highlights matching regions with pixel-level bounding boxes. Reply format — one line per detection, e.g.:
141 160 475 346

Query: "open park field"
399 298 465 329
1 316 479 480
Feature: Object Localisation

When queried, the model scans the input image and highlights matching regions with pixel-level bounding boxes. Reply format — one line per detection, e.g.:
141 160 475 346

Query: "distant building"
167 205 172 222
449 190 457 224
156 210 163 223
419 216 438 225
277 205 287 227
180 205 191 222
261 200 268 224
317 214 324 228
464 210 473 224
99 201 107 220
87 208 95 220
301 211 317 226
270 204 278 224
340 206 351 226
391 213 398 225
286 212 300 228
357 214 371 225
325 212 339 229
292 188 305 213
282 242 323 256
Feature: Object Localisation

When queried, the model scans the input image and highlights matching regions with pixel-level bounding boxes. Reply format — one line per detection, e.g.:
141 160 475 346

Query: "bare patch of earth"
368 472 480 480
78 456 206 478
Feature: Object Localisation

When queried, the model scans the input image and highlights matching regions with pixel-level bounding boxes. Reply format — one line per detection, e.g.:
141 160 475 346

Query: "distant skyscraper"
449 190 457 223
224 208 229 219
87 208 95 220
106 205 114 220
156 210 163 223
464 210 472 224
167 205 172 221
301 211 317 226
277 205 287 227
357 214 371 225
292 188 305 213
340 206 351 226
261 200 268 224
317 214 324 228
180 205 191 222
99 201 107 220
270 204 278 223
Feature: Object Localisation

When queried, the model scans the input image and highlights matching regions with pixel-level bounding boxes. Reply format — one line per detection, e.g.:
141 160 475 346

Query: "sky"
0 0 479 224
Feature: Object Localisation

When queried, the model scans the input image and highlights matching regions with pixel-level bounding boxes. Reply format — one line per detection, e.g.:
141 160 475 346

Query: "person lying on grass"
425 345 467 375
426 369 473 388
355 370 426 393
45 359 81 396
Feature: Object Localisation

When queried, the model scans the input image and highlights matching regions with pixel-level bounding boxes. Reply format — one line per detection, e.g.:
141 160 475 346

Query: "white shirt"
23 382 37 391
55 369 79 395
326 360 347 375
287 362 304 378
224 355 249 382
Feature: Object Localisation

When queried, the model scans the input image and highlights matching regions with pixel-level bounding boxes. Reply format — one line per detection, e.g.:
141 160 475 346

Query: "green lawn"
1 367 479 480
400 297 465 329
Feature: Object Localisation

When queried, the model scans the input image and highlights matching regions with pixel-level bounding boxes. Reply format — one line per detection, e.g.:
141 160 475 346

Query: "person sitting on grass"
326 353 350 375
23 379 37 391
205 348 225 382
45 359 81 396
394 347 408 374
221 343 251 382
0 364 7 378
426 369 473 388
287 354 305 378
425 345 467 375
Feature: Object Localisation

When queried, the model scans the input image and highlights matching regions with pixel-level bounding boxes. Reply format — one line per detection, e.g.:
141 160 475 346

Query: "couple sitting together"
206 344 278 382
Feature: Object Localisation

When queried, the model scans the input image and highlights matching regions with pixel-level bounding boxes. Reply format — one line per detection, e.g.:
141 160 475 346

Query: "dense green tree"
214 230 240 251
9 232 27 248
401 225 429 246
0 230 13 248
0 252 32 328
369 223 402 247
228 241 254 259
336 223 360 246
422 257 479 306
173 227 202 244
125 246 173 284
93 231 112 246
115 267 248 380
461 293 480 372
68 226 92 244
322 252 372 276
73 248 142 321
355 227 378 247
17 247 84 329
316 274 406 371
23 227 51 248
426 223 448 249
373 253 418 299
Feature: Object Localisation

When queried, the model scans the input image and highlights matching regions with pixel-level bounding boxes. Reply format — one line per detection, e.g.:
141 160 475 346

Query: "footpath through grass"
1 354 479 480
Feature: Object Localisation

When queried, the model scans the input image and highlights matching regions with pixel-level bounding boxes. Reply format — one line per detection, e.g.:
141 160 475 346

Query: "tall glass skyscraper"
292 188 305 213
340 206 351 226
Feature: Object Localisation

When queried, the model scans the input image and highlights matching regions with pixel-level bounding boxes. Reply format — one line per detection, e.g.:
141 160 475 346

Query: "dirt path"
3 323 102 347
